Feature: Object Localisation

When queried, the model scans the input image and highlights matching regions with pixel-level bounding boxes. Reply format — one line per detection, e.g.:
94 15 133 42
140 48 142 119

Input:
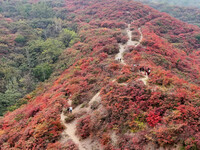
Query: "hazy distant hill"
137 0 200 27
142 0 200 8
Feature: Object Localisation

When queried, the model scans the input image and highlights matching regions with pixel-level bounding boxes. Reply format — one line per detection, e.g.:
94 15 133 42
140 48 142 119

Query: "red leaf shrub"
146 110 162 127
76 115 91 139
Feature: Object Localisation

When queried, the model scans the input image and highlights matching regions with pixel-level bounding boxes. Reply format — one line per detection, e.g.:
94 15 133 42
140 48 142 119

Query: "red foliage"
76 115 91 139
0 0 200 149
100 20 127 29
47 140 78 150
146 110 161 127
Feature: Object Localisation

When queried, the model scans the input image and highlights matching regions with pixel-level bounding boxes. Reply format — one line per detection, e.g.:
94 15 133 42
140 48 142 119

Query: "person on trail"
132 64 137 72
147 68 151 76
69 107 73 113
145 70 148 76
139 66 144 72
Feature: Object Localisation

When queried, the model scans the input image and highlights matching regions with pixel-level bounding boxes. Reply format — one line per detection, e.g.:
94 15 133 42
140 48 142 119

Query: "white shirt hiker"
69 107 73 112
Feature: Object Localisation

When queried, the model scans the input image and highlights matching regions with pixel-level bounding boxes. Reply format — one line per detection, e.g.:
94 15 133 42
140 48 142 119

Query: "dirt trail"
60 94 102 150
115 24 147 85
88 92 101 105
60 111 85 149
115 44 126 64
135 28 149 85
139 74 148 85
115 24 143 65
60 99 86 149
127 24 139 46
60 24 144 149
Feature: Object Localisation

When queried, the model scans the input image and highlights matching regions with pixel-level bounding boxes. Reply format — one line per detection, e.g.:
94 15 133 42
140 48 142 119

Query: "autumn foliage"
0 0 200 149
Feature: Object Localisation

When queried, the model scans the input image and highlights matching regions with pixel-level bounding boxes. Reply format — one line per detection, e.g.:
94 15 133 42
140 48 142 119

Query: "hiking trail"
115 24 143 65
60 94 102 150
139 74 148 85
60 24 144 149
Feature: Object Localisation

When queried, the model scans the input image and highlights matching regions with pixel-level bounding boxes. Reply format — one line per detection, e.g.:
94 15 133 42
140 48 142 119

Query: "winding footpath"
115 25 143 65
60 24 145 150
114 24 147 85
60 94 102 150
60 99 85 149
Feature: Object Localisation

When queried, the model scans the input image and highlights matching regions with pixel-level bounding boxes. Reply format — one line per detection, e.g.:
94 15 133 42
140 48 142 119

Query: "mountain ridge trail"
115 24 143 65
60 92 103 150
60 99 86 150
60 24 144 150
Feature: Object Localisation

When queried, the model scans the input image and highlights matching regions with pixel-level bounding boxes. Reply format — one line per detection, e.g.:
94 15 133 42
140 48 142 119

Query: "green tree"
0 89 22 116
15 34 26 44
59 28 79 47
16 3 32 18
40 38 65 63
31 2 55 19
33 63 53 82
28 38 65 67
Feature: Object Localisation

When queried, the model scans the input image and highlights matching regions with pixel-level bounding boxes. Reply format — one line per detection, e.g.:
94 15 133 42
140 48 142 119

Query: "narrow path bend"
134 28 149 85
115 24 147 85
60 93 102 150
60 99 85 149
115 24 143 65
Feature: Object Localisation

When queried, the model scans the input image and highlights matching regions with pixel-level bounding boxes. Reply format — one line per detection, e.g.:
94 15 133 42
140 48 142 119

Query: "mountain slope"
136 0 200 27
0 0 200 149
0 0 80 116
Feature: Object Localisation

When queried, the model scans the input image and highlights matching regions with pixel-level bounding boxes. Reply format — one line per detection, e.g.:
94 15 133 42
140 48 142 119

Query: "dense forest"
0 0 200 149
0 0 79 115
137 0 200 27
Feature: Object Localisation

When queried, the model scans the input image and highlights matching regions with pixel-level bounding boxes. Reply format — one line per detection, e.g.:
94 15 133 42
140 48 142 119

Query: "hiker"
68 107 73 113
147 68 151 76
132 64 137 72
139 66 144 72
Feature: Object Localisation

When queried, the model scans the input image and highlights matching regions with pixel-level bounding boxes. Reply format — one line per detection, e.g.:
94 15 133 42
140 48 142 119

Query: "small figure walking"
147 68 151 76
69 107 73 113
139 66 144 72
132 64 137 72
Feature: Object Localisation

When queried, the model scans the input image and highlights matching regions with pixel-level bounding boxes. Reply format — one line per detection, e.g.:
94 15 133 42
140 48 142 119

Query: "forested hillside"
137 0 200 27
0 0 200 149
0 0 79 116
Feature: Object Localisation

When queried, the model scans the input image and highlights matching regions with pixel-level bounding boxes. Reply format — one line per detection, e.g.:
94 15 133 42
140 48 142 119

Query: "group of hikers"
117 58 122 62
132 64 151 76
116 58 151 76
64 67 150 115
139 66 151 76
